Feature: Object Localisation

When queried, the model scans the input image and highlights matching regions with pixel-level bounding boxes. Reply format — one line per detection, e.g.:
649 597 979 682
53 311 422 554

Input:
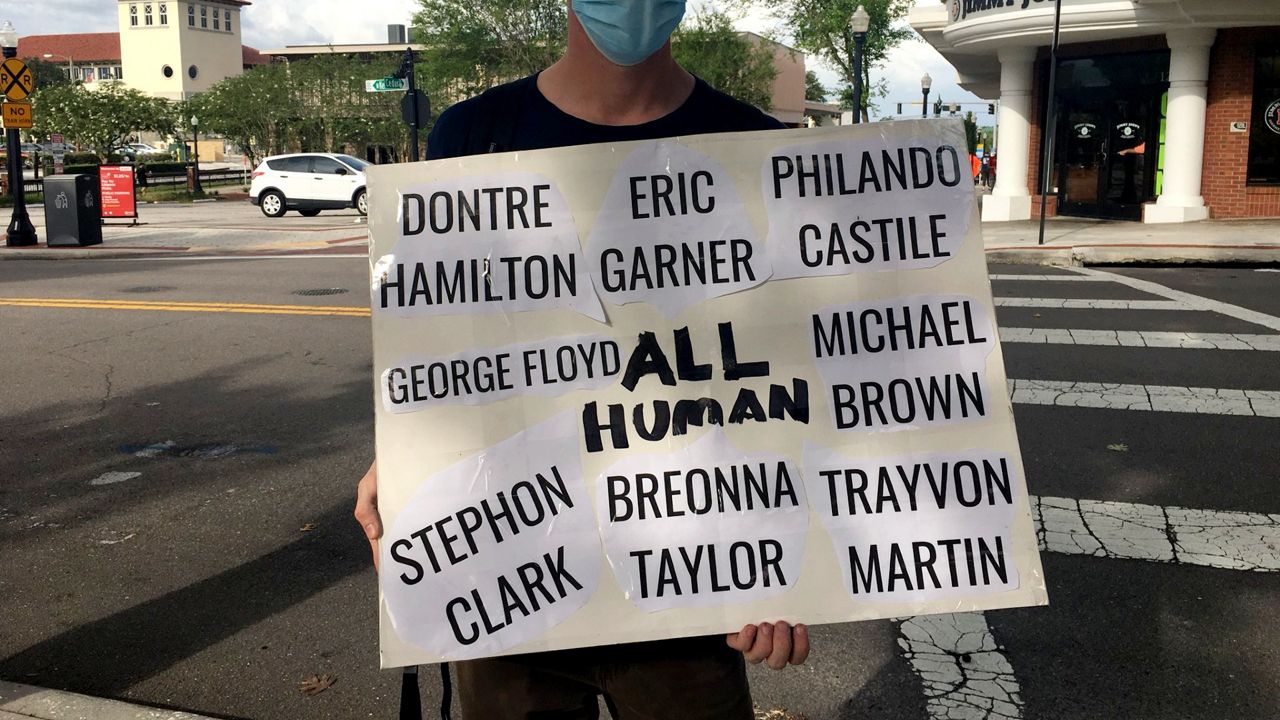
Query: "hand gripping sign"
369 120 1047 668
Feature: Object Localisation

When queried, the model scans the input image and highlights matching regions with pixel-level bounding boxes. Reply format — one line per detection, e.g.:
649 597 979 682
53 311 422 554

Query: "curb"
985 244 1280 266
0 682 220 720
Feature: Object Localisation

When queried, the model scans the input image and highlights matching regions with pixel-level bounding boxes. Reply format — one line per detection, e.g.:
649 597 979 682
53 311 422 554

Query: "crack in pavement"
998 328 1280 351
993 298 1191 310
1033 496 1280 571
900 613 1023 720
1008 379 1280 417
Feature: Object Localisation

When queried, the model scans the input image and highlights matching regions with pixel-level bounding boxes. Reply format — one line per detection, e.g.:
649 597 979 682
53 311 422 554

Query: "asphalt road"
0 257 1277 720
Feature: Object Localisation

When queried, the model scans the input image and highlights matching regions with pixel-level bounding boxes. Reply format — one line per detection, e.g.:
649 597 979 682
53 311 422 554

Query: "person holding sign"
355 1 809 717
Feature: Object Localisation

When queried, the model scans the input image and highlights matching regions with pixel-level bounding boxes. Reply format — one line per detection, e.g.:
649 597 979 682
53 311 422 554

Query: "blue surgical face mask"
572 0 687 67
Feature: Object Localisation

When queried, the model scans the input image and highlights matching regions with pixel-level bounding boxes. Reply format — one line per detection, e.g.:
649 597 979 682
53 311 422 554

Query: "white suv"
249 153 369 218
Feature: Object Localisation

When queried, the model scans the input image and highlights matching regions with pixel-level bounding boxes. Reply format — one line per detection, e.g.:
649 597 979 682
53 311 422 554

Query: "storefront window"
1248 46 1280 185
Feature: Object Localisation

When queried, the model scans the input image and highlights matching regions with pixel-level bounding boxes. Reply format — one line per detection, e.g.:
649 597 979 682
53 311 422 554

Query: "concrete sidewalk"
0 682 220 720
0 198 1276 264
981 216 1280 265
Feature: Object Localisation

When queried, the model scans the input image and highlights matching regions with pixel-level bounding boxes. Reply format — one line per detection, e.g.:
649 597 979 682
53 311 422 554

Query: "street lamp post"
42 51 75 81
190 115 202 194
849 5 870 125
2 22 37 247
921 72 932 119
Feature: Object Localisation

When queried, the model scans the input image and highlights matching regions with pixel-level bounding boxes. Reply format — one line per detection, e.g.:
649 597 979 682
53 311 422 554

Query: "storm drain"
292 288 349 296
120 286 177 293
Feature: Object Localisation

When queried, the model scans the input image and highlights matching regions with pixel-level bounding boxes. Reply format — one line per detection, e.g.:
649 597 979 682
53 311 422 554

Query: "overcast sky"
5 0 991 123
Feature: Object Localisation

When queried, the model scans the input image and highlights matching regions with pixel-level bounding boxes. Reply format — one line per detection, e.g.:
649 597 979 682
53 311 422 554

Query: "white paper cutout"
763 136 972 280
380 334 627 413
382 412 603 660
594 431 808 612
803 444 1020 603
809 294 996 432
373 171 605 321
587 141 770 315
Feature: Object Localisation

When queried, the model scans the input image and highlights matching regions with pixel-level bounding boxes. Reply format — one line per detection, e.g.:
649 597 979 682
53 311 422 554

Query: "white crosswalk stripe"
999 328 1280 350
993 297 1191 310
1069 267 1280 332
1033 496 1280 571
1007 379 1280 416
900 613 1024 720
896 268 1280 719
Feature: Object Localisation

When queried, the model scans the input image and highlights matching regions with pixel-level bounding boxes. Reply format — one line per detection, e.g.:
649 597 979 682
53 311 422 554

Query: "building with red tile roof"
18 1 266 100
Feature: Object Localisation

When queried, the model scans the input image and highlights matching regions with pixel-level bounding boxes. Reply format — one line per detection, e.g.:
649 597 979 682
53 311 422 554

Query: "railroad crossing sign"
1 101 33 129
0 58 35 101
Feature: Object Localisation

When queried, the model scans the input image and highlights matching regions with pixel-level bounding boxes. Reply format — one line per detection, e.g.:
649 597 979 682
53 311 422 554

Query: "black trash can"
43 174 103 247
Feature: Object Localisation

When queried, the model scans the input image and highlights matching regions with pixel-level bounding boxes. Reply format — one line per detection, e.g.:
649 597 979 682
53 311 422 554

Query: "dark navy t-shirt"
426 73 785 160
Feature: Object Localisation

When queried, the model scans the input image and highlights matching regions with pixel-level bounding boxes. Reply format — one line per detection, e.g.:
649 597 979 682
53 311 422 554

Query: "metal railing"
19 167 249 200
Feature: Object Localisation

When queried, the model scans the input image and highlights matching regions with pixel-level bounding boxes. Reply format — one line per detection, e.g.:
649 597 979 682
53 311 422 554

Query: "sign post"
1 48 37 246
390 48 427 162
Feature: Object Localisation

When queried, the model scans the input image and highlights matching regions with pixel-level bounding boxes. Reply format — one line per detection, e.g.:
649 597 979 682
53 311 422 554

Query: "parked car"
112 143 167 160
19 143 41 168
248 153 369 218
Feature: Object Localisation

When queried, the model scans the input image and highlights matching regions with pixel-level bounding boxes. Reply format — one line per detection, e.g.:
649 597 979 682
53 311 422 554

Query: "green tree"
963 111 978 154
31 82 171 160
671 11 778 111
287 54 405 154
412 0 567 99
805 70 828 102
26 58 73 90
191 63 294 166
746 0 914 122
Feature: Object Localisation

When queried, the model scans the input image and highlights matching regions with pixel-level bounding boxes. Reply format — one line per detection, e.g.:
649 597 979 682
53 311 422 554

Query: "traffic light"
988 103 996 115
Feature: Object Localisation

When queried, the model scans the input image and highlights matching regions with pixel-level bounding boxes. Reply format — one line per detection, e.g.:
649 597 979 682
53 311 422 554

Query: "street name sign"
0 58 34 101
1 101 33 129
367 119 1048 668
366 77 408 92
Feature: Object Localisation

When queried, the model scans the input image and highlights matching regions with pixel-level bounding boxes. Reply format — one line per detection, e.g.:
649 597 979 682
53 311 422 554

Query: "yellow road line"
0 297 372 317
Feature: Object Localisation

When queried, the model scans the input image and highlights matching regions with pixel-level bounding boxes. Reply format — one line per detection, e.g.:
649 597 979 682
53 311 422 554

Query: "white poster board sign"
368 120 1047 668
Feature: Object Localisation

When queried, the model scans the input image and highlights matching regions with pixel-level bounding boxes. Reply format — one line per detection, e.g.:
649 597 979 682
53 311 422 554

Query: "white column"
984 46 1037 222
1145 28 1216 224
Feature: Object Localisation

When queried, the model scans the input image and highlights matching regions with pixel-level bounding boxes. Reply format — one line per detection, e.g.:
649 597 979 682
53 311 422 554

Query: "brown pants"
456 635 753 720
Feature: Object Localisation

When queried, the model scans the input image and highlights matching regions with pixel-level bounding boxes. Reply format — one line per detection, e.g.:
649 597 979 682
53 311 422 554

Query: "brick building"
910 0 1280 223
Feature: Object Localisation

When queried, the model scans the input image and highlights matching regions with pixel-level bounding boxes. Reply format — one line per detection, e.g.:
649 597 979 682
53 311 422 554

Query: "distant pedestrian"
979 156 991 188
989 153 998 188
135 163 149 189
970 152 981 185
